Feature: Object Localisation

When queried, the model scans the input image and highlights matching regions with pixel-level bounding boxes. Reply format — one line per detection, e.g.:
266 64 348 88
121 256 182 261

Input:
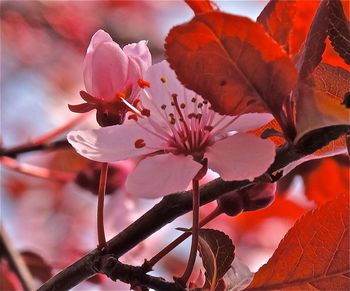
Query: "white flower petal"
211 113 274 135
67 121 163 163
205 133 275 181
126 153 202 198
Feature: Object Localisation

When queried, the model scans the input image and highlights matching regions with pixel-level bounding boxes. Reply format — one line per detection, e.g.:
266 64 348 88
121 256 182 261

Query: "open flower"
68 61 276 198
69 29 151 127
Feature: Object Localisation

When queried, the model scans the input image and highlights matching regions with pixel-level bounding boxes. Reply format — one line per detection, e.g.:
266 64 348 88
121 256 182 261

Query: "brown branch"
0 139 70 158
99 255 185 291
0 113 89 158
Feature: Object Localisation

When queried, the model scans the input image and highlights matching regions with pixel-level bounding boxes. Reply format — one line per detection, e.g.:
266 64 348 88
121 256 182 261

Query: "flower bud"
243 182 276 211
69 29 151 127
218 183 276 216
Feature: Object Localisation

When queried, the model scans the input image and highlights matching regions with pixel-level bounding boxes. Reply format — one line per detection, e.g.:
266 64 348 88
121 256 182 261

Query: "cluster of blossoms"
68 30 276 198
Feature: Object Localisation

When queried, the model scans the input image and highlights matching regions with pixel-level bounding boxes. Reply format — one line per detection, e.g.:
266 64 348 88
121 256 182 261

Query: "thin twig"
0 139 70 158
0 156 75 182
0 224 34 291
0 112 89 158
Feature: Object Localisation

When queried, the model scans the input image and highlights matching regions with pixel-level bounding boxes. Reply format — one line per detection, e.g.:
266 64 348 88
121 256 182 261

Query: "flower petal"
142 61 197 112
123 40 152 76
83 30 112 95
67 121 164 163
83 30 129 101
205 133 275 181
211 113 273 135
126 153 202 198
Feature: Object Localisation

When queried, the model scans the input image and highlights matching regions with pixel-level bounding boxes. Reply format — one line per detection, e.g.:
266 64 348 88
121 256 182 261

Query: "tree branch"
99 255 185 291
0 139 70 158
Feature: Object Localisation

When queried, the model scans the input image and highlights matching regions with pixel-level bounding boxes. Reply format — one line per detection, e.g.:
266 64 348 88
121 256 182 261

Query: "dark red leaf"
296 0 328 80
185 0 217 15
198 228 235 289
246 192 350 290
294 63 350 142
166 11 297 138
258 0 320 56
328 0 350 65
257 0 297 54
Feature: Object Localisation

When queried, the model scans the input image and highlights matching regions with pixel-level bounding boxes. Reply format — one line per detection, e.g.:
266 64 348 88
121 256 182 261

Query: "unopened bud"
217 190 244 216
243 182 276 211
218 183 276 216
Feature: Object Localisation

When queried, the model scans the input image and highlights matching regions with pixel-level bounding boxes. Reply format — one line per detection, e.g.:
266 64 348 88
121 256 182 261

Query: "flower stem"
97 162 108 249
147 207 222 268
178 178 200 286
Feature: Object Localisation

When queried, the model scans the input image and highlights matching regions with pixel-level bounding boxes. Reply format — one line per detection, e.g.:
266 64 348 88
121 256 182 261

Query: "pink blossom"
68 61 276 198
69 29 151 126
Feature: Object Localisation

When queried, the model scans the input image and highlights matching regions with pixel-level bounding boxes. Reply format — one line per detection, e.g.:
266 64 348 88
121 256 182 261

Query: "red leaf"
251 119 286 147
165 11 297 137
295 0 328 80
246 192 350 290
328 0 350 65
303 157 349 206
185 0 217 15
258 0 320 56
234 195 307 235
198 228 235 289
257 0 297 54
294 63 350 142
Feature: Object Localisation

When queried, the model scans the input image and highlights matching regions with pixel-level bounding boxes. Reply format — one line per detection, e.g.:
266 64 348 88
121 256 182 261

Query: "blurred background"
1 1 348 290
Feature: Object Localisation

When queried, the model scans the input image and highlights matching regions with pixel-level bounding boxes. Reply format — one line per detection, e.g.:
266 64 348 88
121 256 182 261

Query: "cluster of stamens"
121 77 240 159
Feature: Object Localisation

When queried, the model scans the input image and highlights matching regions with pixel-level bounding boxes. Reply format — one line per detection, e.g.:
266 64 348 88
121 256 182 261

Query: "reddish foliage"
233 195 307 235
328 0 350 65
247 192 349 290
251 119 285 147
277 155 349 206
303 158 349 206
185 0 217 14
257 0 319 56
0 262 22 291
166 11 297 138
295 1 328 80
197 228 235 289
294 63 350 142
